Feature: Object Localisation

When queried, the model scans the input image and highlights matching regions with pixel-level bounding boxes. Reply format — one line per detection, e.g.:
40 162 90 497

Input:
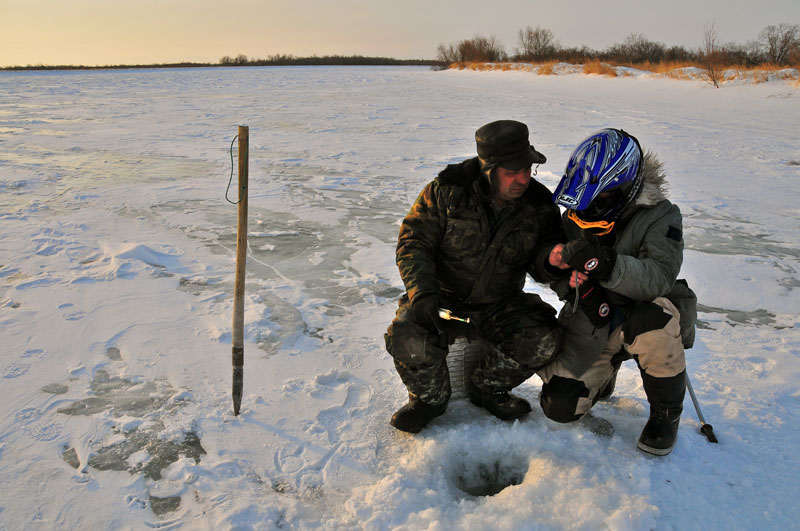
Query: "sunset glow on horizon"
2 0 799 67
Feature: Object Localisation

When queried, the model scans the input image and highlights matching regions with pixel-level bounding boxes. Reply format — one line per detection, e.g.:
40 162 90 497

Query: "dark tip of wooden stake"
232 346 244 416
233 365 243 416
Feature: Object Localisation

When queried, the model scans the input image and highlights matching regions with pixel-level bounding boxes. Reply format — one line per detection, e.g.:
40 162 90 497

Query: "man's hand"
548 243 570 269
569 271 589 288
561 240 617 280
411 294 441 332
549 243 589 287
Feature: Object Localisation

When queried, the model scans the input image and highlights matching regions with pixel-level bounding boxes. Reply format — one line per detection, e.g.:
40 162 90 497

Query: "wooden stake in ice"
232 125 249 416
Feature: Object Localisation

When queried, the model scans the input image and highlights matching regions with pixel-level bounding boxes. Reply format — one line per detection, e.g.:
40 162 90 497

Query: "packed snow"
0 65 798 529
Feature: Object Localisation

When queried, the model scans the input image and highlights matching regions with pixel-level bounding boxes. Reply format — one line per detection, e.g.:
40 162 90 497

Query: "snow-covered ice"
0 65 798 529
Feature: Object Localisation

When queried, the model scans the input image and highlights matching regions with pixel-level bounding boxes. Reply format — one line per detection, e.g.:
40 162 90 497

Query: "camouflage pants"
385 292 559 406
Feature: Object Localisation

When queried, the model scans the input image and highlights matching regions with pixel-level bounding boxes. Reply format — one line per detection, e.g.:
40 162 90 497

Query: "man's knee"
539 375 589 423
495 316 561 371
515 325 560 369
385 318 446 368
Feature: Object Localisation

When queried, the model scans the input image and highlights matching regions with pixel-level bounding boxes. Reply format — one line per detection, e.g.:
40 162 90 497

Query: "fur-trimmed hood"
633 150 669 207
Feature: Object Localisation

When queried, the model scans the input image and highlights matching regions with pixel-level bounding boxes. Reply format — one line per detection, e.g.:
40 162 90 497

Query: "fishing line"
226 134 247 204
572 271 580 312
225 135 280 201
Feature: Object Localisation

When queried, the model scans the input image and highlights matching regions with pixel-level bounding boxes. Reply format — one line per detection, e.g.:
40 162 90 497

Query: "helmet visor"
579 189 625 221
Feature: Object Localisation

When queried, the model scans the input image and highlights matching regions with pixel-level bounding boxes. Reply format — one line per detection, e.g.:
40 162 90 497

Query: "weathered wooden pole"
232 125 248 415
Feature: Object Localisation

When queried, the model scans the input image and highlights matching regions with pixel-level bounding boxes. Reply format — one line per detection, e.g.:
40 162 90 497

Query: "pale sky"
2 0 799 66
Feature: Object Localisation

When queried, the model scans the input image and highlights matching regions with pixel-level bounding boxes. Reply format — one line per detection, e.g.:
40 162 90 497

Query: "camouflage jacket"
396 157 565 309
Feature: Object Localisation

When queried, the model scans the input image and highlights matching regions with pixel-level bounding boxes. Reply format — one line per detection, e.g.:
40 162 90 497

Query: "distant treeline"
219 54 434 66
2 55 434 71
435 23 800 69
2 62 216 71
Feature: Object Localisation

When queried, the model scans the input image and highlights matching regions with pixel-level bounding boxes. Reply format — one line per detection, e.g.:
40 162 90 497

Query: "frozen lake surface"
1 66 799 529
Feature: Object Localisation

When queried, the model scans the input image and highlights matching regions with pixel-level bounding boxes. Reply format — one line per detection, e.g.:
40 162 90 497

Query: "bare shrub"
460 34 507 62
437 35 507 65
516 26 559 61
607 33 666 64
724 41 763 67
663 45 696 63
699 21 724 87
561 45 598 64
758 23 800 65
436 43 459 66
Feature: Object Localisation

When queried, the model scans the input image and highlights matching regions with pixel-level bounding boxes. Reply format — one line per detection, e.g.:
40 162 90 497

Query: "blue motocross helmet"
553 129 643 224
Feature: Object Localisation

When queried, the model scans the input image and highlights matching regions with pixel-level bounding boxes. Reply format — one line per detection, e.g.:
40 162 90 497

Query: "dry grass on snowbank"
447 61 800 85
583 61 617 77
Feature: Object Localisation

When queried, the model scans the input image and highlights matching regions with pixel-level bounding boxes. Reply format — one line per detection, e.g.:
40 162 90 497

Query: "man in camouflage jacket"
385 120 568 433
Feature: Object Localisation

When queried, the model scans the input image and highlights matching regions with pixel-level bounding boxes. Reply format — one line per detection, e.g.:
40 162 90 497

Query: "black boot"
467 382 531 421
638 405 683 455
390 397 447 433
637 371 686 456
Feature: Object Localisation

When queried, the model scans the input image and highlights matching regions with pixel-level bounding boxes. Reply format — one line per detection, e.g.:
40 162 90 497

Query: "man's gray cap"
475 120 546 170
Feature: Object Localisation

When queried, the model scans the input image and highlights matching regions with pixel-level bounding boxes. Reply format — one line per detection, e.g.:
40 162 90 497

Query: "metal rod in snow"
232 125 249 416
686 373 718 443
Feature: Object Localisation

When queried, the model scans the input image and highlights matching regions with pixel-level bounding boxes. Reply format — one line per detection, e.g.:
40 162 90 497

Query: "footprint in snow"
58 303 86 321
26 421 63 441
22 348 46 359
3 362 31 378
312 383 372 444
14 408 42 423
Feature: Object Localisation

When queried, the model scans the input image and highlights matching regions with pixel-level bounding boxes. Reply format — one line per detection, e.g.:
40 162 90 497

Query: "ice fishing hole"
448 451 528 497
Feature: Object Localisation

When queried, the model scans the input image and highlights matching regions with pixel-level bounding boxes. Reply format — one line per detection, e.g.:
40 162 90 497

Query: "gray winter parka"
551 152 696 376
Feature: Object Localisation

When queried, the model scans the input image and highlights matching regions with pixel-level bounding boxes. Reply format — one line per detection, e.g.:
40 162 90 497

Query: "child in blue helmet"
541 128 697 456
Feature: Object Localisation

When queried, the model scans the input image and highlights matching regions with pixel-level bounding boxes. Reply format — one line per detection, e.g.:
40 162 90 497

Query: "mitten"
562 240 617 280
411 294 442 332
577 283 611 328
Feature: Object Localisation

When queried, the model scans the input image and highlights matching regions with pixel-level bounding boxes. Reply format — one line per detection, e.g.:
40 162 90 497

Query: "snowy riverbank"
1 65 798 529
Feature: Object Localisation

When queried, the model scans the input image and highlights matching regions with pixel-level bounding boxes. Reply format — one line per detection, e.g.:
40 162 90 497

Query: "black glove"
411 294 441 332
577 282 611 328
562 240 617 280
